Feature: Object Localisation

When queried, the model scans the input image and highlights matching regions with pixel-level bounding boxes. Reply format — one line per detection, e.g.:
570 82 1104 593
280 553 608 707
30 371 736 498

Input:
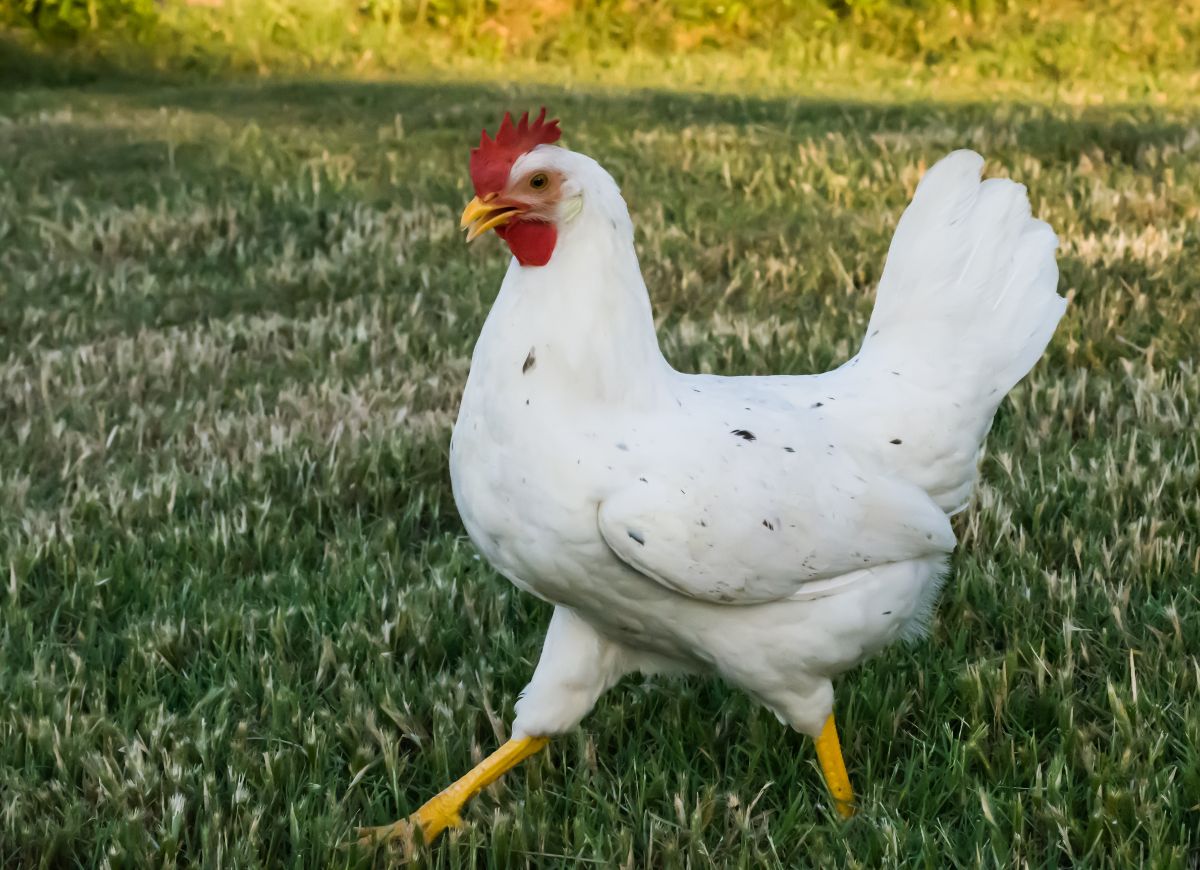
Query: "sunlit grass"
6 0 1200 106
1 76 1197 866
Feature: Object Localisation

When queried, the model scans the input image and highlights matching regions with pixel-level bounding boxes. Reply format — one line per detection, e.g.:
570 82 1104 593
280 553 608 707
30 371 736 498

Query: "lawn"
1 65 1198 867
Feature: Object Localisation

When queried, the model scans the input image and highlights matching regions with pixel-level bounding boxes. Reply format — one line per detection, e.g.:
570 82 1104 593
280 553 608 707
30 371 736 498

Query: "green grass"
1 70 1198 867
6 0 1200 105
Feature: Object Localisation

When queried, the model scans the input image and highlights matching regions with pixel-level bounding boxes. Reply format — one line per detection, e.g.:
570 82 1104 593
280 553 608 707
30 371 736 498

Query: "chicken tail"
854 150 1066 512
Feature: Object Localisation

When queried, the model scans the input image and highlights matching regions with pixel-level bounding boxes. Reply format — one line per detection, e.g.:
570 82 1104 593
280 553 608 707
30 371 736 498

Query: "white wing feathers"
598 438 955 605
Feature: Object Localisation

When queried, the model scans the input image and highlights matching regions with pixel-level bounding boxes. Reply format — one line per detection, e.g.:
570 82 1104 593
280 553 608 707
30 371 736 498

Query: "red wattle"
496 220 557 267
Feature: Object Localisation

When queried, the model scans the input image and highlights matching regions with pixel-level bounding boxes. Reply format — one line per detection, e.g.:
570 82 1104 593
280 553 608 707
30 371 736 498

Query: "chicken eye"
529 173 549 190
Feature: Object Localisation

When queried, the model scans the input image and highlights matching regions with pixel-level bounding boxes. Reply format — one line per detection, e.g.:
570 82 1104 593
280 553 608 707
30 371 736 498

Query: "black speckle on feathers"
627 530 645 546
522 348 536 374
731 429 756 441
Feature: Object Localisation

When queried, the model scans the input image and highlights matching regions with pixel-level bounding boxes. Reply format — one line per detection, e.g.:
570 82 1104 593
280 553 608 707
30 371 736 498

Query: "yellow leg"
357 736 549 851
813 713 856 819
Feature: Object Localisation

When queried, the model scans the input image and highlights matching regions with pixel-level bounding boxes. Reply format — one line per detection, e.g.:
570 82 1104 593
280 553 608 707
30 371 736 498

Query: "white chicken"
359 108 1066 848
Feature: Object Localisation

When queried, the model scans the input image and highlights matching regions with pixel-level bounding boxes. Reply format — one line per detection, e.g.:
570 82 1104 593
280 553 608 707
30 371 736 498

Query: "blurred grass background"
2 1 1199 867
4 0 1199 100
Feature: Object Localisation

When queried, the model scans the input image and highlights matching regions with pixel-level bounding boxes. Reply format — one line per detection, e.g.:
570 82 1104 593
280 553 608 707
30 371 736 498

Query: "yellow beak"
460 195 520 242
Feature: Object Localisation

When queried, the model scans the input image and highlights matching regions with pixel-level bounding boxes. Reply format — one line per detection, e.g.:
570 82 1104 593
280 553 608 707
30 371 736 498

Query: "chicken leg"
357 736 549 851
814 713 856 819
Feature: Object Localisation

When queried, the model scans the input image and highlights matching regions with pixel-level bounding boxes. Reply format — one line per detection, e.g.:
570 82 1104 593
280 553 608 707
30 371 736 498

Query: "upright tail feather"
855 150 1067 511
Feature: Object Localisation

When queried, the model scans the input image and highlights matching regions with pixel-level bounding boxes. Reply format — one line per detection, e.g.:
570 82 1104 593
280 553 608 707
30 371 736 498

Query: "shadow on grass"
0 31 135 87
97 75 1200 166
8 66 1198 202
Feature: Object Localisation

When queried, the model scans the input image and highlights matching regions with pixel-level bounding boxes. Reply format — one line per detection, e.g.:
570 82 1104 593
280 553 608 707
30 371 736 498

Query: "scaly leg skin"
813 713 856 819
357 736 550 853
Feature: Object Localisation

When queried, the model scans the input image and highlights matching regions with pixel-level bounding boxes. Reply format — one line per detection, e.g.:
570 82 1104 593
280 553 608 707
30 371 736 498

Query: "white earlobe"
561 194 584 223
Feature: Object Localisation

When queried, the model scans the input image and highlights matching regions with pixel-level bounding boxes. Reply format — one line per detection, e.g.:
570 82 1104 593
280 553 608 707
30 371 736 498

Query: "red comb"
470 108 562 197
